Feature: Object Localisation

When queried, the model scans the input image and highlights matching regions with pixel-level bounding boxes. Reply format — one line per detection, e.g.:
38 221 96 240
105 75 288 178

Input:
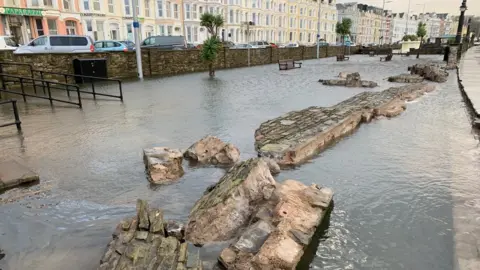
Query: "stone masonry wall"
0 46 360 80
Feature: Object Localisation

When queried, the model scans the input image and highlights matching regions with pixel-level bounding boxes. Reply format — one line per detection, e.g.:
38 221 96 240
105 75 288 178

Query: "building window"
157 0 163 17
126 23 133 40
173 4 178 18
194 27 198 42
83 0 89 10
124 0 131 15
289 31 292 41
32 0 40 6
299 32 302 41
63 0 70 10
108 0 114 13
167 25 172 35
145 0 150 16
199 6 203 15
192 4 197 19
166 1 171 17
187 26 192 42
96 21 104 40
110 23 119 39
159 25 165 35
186 4 191 19
43 0 53 7
229 10 233 23
93 0 100 11
47 19 57 34
86 20 93 32
66 20 77 35
236 10 239 23
35 19 44 36
252 0 256 8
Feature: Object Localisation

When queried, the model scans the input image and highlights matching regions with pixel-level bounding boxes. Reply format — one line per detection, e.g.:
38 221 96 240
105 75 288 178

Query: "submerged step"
0 160 39 191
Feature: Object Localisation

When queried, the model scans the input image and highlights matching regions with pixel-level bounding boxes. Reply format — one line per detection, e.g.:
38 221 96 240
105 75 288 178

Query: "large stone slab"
98 199 202 270
255 83 435 166
0 160 39 191
143 147 184 184
319 72 378 88
185 158 276 245
409 63 449 83
388 74 425 83
218 180 333 270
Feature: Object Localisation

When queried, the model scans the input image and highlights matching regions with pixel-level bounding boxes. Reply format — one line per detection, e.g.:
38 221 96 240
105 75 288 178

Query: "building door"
109 23 119 40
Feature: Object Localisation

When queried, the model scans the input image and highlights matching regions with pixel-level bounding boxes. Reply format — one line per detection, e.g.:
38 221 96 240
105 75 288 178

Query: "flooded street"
1 55 479 270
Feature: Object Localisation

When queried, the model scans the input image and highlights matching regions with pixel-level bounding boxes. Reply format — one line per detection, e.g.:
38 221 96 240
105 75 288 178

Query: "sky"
337 0 480 15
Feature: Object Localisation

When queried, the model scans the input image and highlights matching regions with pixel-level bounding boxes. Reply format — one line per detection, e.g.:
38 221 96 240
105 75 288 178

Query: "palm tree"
200 13 224 77
416 22 427 59
336 18 352 54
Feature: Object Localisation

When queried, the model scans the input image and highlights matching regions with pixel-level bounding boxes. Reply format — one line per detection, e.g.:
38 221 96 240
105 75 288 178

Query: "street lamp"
380 0 393 45
455 0 468 43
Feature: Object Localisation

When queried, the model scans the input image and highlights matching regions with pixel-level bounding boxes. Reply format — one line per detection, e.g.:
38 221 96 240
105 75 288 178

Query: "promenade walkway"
458 46 480 125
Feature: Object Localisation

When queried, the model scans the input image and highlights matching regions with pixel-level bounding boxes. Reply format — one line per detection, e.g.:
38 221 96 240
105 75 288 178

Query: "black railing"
34 70 123 101
0 73 82 108
0 62 123 101
0 99 21 130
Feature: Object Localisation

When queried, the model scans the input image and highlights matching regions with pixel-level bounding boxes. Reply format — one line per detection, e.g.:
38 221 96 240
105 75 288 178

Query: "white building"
390 13 419 43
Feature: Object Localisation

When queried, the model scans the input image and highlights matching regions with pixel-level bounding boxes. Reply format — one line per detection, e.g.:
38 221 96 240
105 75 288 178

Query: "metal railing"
0 99 21 130
0 73 82 108
34 70 123 101
0 62 123 101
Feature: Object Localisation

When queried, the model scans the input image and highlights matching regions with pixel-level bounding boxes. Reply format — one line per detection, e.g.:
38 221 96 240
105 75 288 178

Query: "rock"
185 158 276 245
0 248 4 261
320 72 377 88
345 72 362 87
143 147 184 184
255 83 435 166
388 74 424 83
218 180 334 270
136 199 150 230
165 220 185 241
261 157 281 175
409 64 449 82
97 200 201 270
338 72 349 79
184 136 240 166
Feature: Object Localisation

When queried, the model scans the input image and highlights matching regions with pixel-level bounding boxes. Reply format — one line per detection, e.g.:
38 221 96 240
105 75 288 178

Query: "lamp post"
405 0 412 36
316 0 322 58
132 0 143 79
455 0 467 43
380 0 392 45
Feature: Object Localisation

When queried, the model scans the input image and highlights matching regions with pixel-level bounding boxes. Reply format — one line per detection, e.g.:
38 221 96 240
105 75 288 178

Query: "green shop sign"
0 7 44 17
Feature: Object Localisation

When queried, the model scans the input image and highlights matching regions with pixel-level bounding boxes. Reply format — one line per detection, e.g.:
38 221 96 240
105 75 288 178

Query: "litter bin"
72 58 107 83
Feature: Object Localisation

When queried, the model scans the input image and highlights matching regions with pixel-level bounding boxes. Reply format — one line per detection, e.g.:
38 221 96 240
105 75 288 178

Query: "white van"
14 35 94 54
0 36 19 50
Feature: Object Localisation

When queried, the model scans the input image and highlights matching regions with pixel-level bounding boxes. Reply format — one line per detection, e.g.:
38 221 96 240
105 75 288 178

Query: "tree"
416 22 427 59
402 35 418 41
200 13 224 77
336 18 352 54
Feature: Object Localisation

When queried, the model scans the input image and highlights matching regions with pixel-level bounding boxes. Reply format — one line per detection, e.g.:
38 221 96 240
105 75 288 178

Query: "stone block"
143 147 184 184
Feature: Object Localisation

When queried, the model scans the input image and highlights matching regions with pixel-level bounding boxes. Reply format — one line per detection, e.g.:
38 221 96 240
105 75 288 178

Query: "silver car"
14 35 95 54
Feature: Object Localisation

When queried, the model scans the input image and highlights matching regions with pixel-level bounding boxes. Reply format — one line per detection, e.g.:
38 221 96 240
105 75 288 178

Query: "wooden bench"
336 55 350 61
401 52 411 57
369 51 376 57
380 53 393 62
278 59 302 70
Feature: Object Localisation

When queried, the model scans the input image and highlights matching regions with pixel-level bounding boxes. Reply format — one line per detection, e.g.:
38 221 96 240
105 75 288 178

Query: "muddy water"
1 55 479 270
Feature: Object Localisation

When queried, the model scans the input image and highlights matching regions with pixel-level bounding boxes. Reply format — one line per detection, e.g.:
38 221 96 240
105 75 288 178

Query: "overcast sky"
337 0 479 15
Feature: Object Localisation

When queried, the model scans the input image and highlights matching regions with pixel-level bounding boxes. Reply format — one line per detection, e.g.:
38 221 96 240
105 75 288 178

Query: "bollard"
12 100 21 131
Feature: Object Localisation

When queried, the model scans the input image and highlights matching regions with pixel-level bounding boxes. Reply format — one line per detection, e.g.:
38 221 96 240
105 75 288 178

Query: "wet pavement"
1 55 480 270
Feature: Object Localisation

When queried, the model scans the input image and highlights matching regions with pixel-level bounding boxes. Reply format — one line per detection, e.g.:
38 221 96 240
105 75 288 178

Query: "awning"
0 7 44 17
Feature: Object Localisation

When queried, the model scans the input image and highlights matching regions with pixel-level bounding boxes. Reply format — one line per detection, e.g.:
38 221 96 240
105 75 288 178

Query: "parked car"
232 43 258 49
222 41 235 48
249 41 270 48
285 42 299 48
0 36 19 50
120 40 136 50
269 42 278 48
94 40 134 52
141 35 187 50
14 35 94 54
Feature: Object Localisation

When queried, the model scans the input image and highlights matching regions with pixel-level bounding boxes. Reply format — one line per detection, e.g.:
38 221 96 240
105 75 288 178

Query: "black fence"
0 99 21 130
0 62 123 101
0 73 82 108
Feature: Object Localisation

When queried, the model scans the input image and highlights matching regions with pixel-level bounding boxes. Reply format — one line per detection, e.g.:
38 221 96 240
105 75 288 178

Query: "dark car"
141 36 187 50
120 40 135 50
